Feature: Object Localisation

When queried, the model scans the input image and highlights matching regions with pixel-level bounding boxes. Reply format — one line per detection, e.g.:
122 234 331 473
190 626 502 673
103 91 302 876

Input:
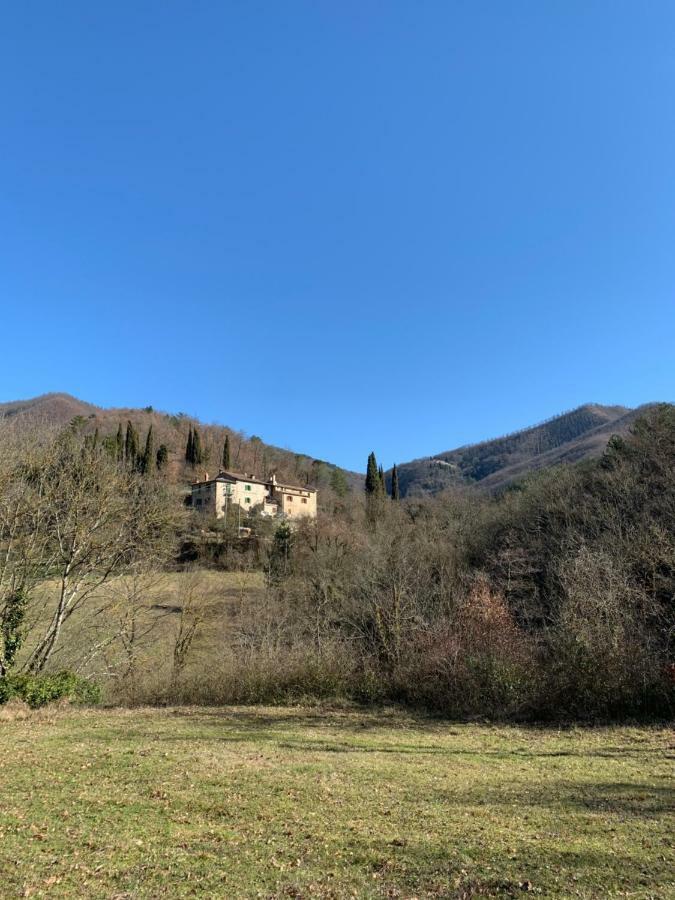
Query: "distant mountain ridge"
2 395 664 499
394 403 656 496
0 393 363 494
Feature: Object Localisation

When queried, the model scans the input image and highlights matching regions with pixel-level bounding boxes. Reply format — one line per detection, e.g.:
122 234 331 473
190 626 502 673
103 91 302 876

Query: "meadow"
19 570 265 702
0 705 672 898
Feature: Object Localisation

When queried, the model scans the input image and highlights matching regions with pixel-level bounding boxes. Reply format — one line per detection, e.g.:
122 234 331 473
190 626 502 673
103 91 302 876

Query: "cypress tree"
365 452 380 496
365 452 385 523
222 435 231 470
391 464 400 501
141 426 155 475
115 424 124 463
156 444 169 471
378 464 387 497
185 427 194 465
125 421 139 468
192 428 203 466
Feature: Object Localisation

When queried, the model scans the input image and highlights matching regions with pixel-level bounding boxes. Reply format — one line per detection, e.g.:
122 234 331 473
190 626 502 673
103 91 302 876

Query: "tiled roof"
191 471 316 492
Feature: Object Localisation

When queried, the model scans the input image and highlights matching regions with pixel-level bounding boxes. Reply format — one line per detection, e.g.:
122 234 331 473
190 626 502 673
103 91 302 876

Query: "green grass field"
0 706 672 898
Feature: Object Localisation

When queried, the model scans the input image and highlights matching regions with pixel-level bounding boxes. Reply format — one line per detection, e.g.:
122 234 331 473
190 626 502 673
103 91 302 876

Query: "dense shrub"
396 578 539 717
0 671 101 709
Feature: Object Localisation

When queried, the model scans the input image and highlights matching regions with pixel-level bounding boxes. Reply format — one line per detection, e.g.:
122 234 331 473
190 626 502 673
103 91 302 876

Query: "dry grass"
0 706 673 898
18 570 264 697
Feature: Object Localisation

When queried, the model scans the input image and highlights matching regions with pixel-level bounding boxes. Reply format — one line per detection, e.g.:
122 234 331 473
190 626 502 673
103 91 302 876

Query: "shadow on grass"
158 707 673 759
339 836 674 898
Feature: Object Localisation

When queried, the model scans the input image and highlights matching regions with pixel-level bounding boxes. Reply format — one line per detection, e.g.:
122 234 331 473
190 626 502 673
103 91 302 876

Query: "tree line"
1 406 673 720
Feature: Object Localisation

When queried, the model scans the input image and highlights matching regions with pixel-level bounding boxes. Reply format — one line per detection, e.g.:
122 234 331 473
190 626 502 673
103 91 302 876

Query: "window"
245 497 251 504
287 495 293 502
301 498 307 504
245 484 251 491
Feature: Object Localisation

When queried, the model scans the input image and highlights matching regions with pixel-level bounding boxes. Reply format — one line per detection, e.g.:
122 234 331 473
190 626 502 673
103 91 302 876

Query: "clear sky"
2 2 674 471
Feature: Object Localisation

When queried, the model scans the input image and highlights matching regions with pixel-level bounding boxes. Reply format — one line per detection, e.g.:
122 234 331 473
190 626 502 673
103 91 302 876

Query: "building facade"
191 470 317 521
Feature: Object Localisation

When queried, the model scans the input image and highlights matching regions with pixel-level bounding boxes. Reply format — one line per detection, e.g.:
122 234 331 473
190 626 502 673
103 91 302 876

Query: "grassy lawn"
0 707 672 898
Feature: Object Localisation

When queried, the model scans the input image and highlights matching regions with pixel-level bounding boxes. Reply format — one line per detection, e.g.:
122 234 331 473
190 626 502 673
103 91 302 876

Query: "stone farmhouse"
191 470 317 521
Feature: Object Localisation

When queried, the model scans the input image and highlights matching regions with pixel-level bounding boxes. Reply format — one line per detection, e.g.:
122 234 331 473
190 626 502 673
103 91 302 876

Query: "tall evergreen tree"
156 444 169 471
115 423 124 463
222 435 231 470
125 421 139 468
391 464 400 501
378 464 387 497
141 426 155 475
365 452 380 496
192 428 203 466
365 452 385 523
185 427 194 465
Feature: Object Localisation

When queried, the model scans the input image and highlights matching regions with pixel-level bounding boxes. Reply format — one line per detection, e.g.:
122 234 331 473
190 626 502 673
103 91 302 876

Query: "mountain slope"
0 393 363 495
394 403 650 496
0 393 99 426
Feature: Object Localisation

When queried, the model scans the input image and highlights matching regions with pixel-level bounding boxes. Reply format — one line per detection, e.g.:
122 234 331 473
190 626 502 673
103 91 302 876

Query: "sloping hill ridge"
0 393 99 426
394 403 653 496
0 393 363 494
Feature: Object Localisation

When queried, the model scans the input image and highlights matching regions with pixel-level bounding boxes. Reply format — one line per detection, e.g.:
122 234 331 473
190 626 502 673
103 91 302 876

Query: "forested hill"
393 403 655 496
0 393 363 496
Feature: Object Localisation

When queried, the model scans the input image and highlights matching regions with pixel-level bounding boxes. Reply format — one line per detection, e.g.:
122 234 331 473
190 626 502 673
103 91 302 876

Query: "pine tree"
156 444 169 471
222 435 231 470
115 424 124 463
329 468 349 497
365 452 380 496
391 464 400 501
141 426 155 475
185 427 194 465
125 421 139 468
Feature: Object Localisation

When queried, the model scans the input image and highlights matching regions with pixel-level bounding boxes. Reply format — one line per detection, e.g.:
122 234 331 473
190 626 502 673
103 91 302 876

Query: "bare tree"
170 571 207 689
10 430 181 674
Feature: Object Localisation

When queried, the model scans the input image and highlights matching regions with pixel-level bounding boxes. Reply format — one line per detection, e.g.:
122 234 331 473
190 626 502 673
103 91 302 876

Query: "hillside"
0 393 363 496
393 403 653 496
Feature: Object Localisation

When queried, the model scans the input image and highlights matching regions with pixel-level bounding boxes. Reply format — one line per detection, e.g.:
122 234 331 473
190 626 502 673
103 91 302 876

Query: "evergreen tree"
365 452 380 496
192 428 203 466
329 468 349 498
185 427 194 465
222 435 231 470
269 521 293 582
391 464 400 501
378 464 387 497
125 421 139 468
156 444 169 471
141 426 155 475
115 423 124 463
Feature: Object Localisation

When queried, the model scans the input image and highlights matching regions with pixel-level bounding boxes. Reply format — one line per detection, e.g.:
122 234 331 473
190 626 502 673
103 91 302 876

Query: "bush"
396 578 539 717
0 671 101 709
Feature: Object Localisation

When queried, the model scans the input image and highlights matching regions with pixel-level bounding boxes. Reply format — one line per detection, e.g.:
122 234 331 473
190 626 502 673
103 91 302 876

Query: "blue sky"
2 2 674 471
